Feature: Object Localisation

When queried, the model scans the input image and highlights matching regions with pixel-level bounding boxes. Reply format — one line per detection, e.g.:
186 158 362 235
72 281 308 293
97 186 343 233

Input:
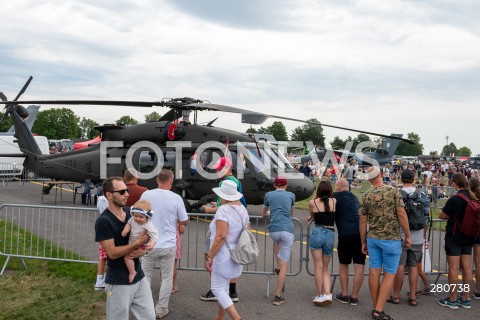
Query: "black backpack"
400 189 428 231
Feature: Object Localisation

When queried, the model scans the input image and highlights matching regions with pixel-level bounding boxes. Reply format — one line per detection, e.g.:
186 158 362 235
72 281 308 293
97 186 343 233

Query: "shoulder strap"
455 193 470 203
225 205 247 252
228 205 246 230
452 192 471 236
313 199 321 212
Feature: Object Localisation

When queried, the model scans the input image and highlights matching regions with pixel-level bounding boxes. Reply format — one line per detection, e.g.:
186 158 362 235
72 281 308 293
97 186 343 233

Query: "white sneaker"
313 294 323 305
156 307 169 319
314 293 332 306
94 282 105 291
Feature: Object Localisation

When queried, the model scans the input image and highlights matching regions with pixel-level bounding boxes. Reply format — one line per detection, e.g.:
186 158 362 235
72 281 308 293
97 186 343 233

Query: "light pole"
445 135 449 146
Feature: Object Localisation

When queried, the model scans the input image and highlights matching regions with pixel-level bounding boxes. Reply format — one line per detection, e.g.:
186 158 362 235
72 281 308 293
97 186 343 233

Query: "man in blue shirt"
333 178 365 306
263 176 296 306
298 161 312 177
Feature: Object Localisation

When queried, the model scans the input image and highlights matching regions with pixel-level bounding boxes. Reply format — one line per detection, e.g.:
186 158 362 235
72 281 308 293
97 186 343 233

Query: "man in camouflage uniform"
360 166 411 320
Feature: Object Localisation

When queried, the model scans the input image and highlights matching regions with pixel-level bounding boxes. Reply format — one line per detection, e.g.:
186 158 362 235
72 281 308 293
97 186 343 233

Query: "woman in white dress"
206 180 249 320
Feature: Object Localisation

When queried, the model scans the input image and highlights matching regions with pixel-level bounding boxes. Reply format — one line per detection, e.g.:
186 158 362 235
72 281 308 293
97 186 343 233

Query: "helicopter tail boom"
8 106 44 159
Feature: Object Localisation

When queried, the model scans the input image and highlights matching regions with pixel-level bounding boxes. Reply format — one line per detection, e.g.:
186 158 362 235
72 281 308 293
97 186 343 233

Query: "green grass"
0 220 105 320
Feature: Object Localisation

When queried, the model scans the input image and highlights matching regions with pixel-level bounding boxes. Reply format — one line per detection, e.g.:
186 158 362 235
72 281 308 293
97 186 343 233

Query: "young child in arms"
121 199 158 283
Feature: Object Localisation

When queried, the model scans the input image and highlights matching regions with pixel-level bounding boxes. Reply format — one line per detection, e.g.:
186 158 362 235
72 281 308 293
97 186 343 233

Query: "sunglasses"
111 188 129 195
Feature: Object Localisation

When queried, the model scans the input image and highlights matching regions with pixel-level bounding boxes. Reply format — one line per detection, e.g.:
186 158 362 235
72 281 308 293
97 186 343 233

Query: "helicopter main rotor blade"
0 100 163 107
185 103 414 144
0 92 8 102
258 114 414 144
0 97 414 144
13 76 33 101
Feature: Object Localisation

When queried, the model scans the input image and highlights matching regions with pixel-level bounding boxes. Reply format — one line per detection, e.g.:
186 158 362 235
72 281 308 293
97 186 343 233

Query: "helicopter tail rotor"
0 76 33 127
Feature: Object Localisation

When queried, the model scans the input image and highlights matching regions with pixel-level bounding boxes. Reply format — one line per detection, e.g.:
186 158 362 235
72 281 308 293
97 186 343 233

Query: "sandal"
418 288 432 295
372 309 395 320
408 298 417 306
406 291 420 297
386 296 400 304
171 285 179 293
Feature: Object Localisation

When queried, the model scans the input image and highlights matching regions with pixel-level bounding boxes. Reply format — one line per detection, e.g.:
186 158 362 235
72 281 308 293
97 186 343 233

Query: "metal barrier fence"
0 163 49 186
0 204 99 275
0 163 22 186
425 185 456 207
1 204 453 295
428 219 449 284
178 213 304 296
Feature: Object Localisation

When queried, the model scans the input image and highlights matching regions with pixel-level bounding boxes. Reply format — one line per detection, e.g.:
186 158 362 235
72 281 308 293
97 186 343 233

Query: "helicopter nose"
285 173 315 201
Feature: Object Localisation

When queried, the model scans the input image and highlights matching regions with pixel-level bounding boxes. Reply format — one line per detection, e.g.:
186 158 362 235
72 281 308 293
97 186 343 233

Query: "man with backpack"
388 170 430 306
438 173 475 310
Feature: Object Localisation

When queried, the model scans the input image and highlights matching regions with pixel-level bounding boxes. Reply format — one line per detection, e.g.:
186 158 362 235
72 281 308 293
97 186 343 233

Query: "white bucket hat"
212 180 243 201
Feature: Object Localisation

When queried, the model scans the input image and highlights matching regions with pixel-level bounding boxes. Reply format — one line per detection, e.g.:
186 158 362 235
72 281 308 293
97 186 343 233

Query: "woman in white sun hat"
206 179 249 320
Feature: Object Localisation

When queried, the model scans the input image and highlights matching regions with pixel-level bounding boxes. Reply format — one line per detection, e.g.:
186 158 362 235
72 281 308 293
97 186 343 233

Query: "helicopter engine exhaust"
16 105 29 119
100 121 186 145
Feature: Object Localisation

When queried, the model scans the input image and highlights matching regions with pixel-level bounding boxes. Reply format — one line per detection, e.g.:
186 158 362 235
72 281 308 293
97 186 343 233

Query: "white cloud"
1 0 479 155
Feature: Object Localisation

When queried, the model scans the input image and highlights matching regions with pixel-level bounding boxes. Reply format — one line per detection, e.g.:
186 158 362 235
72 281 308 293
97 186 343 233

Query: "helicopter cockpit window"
230 151 249 174
199 151 209 169
164 150 176 168
139 151 156 174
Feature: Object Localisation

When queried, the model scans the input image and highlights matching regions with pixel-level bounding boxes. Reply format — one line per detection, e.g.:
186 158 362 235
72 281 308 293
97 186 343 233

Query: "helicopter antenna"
206 117 218 126
248 133 262 158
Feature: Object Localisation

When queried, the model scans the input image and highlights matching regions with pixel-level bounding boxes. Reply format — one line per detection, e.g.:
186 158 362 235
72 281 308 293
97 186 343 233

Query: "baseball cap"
401 169 415 180
274 176 288 186
212 157 232 171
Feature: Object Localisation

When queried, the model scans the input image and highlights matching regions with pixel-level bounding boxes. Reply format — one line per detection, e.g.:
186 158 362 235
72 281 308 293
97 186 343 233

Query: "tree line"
0 109 472 156
0 108 161 140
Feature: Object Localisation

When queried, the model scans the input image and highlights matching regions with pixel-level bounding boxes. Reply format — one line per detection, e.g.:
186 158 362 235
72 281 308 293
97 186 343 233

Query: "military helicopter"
0 77 413 206
294 133 403 168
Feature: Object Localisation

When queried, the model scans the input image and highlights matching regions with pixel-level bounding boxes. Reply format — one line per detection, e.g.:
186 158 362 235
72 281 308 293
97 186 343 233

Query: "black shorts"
337 234 366 265
444 234 473 256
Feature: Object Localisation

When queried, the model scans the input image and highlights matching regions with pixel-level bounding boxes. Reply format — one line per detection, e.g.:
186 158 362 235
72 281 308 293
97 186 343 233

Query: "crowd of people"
93 157 479 320
49 142 73 154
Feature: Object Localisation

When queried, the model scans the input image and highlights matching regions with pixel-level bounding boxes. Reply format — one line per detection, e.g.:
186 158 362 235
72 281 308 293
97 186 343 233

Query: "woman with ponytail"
438 173 475 308
468 177 480 299
308 179 337 306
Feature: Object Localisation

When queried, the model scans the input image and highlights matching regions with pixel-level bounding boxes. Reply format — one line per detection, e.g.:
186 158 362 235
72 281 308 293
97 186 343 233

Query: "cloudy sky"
1 0 479 154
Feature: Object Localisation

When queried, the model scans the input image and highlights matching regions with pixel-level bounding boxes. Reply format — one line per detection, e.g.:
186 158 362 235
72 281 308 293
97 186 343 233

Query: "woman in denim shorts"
308 180 336 306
